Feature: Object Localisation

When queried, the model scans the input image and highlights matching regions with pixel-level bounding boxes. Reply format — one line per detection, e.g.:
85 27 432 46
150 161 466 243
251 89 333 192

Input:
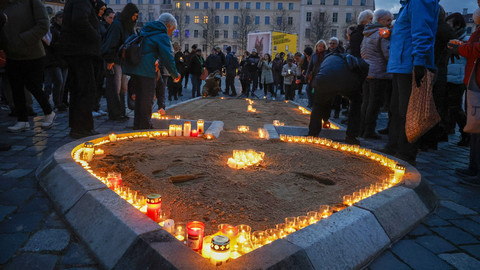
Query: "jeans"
225 73 236 95
65 55 96 132
130 75 155 130
6 57 52 122
360 78 388 135
446 82 467 133
105 64 127 119
190 74 201 97
93 57 105 112
387 73 418 161
44 67 68 108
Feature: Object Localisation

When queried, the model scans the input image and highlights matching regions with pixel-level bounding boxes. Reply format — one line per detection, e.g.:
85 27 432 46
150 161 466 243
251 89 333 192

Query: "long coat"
258 60 274 84
360 23 391 79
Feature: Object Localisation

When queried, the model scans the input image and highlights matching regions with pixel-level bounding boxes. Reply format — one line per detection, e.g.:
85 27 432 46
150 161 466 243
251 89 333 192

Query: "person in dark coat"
224 46 238 96
308 54 368 145
327 37 345 118
168 42 184 100
101 3 138 121
306 40 327 116
216 46 226 91
239 51 251 97
247 48 260 95
349 10 373 58
184 44 198 89
189 49 204 98
2 0 56 132
272 53 284 95
302 47 313 105
60 0 101 138
205 48 222 74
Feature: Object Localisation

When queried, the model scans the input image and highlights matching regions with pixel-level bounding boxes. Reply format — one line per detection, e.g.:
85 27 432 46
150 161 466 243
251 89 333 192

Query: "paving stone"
14 177 38 189
0 211 46 233
460 245 480 259
448 219 480 237
0 163 17 170
61 242 96 266
469 215 480 224
3 169 34 179
0 205 17 223
17 195 52 214
436 207 466 220
432 186 463 202
0 177 17 191
415 235 457 254
391 240 453 269
438 253 480 270
432 227 479 245
42 212 67 228
22 229 70 252
408 224 432 237
4 253 59 270
0 233 29 264
0 187 36 206
369 251 410 270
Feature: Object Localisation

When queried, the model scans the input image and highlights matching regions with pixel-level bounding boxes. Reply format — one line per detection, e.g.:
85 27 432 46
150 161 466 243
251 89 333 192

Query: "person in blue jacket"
123 13 180 130
383 0 439 166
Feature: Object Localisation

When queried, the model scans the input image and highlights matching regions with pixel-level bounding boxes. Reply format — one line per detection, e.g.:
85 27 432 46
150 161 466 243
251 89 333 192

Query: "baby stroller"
202 70 222 97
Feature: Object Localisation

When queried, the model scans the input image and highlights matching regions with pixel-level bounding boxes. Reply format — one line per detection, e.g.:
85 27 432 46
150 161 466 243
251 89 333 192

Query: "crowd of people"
0 0 479 186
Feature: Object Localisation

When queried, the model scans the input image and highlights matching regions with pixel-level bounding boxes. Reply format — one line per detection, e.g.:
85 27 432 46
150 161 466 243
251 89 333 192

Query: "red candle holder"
190 129 198 137
146 193 162 222
107 172 122 190
221 225 239 238
187 221 205 251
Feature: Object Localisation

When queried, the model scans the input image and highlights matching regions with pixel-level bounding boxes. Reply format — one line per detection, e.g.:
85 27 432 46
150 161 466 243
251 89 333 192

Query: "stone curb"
263 124 279 140
36 129 435 269
204 121 224 139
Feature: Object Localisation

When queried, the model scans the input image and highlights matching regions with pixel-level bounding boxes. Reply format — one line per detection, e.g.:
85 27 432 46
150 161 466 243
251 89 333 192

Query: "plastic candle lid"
211 235 230 251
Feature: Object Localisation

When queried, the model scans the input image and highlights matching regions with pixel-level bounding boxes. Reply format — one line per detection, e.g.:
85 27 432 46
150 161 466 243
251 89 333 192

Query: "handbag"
200 68 208 80
405 69 441 143
464 60 480 133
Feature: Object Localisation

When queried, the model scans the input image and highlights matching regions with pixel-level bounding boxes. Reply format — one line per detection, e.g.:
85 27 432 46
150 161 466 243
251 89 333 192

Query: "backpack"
118 33 145 66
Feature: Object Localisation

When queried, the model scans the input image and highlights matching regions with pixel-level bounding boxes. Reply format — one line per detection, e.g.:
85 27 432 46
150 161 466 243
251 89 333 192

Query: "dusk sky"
375 0 478 14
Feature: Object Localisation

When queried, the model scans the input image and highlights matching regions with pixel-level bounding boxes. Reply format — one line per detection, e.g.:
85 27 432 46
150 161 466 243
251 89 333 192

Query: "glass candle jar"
187 221 205 251
82 142 95 162
183 121 191 137
107 172 122 190
146 193 162 222
197 119 204 134
210 235 230 266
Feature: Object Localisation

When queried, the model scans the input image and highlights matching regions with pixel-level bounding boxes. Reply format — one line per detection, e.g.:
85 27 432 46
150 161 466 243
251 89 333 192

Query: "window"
194 15 199 23
203 30 207 38
127 0 131 4
277 3 283 10
204 2 208 9
115 0 120 4
333 0 338 5
233 45 237 52
185 30 190 38
255 16 260 24
194 30 199 37
233 31 238 38
332 13 338 23
138 0 142 4
305 28 311 38
320 0 325 4
149 0 154 3
246 2 251 9
361 0 366 6
234 16 239 24
307 0 312 4
224 16 229 24
194 2 199 9
346 13 352 23
331 29 337 37
175 2 180 8
138 12 143 22
276 16 282 25
256 2 260 9
105 0 109 4
186 2 191 7
319 12 325 21
306 12 311 22
288 3 293 10
265 2 270 9
265 16 270 25
215 30 219 38
215 16 219 24
203 44 207 52
288 17 293 25
224 30 228 38
203 15 208 23
215 2 220 8
186 15 190 24
185 44 189 51
234 2 239 9
347 0 352 5
174 30 179 37
467 27 473 34
246 16 251 24
225 2 229 9
175 15 179 22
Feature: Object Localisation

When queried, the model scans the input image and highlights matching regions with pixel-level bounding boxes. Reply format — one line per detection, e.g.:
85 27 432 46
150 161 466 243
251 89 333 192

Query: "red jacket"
459 27 480 86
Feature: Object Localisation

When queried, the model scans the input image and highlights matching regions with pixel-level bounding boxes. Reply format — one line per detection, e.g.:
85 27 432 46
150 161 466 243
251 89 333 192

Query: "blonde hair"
315 40 327 50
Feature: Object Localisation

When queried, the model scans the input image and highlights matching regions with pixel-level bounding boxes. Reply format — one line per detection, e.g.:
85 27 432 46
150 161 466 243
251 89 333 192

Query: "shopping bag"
464 61 480 133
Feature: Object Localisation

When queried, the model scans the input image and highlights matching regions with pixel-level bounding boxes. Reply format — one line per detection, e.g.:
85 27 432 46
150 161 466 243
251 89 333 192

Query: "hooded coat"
258 59 274 84
360 23 391 79
447 28 467 85
123 21 178 79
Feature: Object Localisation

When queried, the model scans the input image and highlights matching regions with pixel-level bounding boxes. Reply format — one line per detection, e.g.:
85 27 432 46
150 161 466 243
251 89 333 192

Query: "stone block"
408 224 432 237
22 229 70 252
438 253 480 269
0 233 29 264
460 245 480 260
415 235 457 254
411 179 437 211
0 187 36 207
423 214 451 227
431 227 479 245
440 201 477 215
0 211 47 233
225 239 313 270
4 253 58 270
114 230 213 270
355 186 429 242
65 188 161 269
61 242 96 266
204 121 223 139
0 206 17 223
264 124 279 140
284 206 390 269
450 219 480 237
38 162 106 214
369 251 410 270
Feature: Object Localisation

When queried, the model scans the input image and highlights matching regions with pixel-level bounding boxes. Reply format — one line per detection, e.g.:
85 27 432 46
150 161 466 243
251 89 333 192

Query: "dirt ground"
89 98 391 234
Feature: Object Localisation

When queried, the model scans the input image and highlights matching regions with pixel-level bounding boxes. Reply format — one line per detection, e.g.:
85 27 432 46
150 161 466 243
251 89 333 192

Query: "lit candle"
343 195 353 206
394 164 406 182
190 129 198 137
197 119 204 134
163 219 175 233
273 120 280 126
175 125 182 136
82 142 95 162
146 193 162 222
109 133 117 142
202 235 213 258
175 115 181 120
187 221 205 251
107 172 122 190
183 121 191 137
94 149 104 155
175 223 186 242
221 224 238 249
237 125 249 133
169 124 176 137
210 235 230 266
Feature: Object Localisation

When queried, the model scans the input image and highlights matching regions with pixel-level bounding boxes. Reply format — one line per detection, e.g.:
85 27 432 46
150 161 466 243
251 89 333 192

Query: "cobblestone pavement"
0 79 479 269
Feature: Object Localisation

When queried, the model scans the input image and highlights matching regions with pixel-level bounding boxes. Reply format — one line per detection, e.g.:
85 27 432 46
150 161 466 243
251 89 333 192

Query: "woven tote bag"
405 70 441 143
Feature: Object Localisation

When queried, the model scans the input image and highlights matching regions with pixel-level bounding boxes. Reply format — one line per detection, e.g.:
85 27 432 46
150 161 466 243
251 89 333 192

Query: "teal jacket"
123 21 178 79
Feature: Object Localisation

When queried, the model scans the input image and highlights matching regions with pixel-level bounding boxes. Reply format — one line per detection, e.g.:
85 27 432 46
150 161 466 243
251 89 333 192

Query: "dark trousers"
306 84 314 107
65 56 96 132
285 84 295 100
184 71 189 88
387 73 418 161
360 78 388 135
44 66 68 108
105 64 126 119
251 72 259 92
93 57 105 112
155 75 166 109
130 75 155 130
447 82 467 134
6 57 52 122
264 83 274 96
190 74 201 97
469 134 480 172
241 79 250 96
225 73 236 95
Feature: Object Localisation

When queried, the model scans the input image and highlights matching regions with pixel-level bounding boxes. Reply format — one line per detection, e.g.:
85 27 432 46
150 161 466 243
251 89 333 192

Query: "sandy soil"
89 98 390 234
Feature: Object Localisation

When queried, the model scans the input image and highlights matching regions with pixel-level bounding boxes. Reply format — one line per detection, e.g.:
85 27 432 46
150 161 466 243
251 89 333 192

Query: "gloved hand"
414 65 426 87
173 74 181 83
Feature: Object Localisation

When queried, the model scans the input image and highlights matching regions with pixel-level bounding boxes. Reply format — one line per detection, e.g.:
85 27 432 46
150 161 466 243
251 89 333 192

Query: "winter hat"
226 46 232 52
252 48 257 53
474 8 480 25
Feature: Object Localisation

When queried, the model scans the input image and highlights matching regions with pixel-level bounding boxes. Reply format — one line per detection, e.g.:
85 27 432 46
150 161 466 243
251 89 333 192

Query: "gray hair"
157 13 177 29
373 9 392 23
357 9 374 25
329 37 339 43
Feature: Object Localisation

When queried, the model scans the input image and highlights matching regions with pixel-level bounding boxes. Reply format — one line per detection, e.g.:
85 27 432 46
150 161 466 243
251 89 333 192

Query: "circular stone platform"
36 98 436 269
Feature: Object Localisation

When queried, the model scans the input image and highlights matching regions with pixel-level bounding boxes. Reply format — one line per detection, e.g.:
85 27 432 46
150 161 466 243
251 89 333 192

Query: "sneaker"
8 121 30 132
158 108 166 115
98 109 107 116
42 112 56 129
459 176 480 187
92 111 102 118
455 167 477 177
